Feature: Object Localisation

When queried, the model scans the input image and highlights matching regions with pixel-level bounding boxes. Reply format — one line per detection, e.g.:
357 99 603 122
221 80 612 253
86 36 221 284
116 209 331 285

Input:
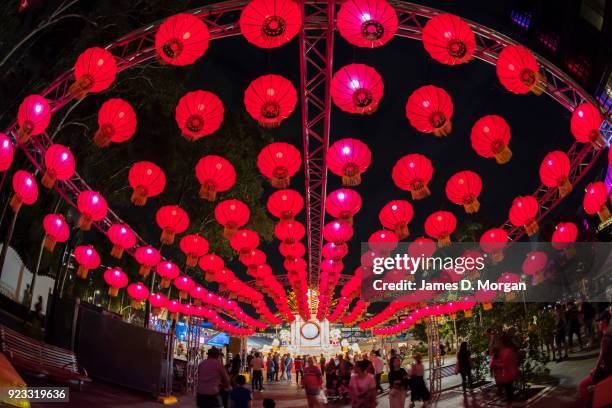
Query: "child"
230 375 252 408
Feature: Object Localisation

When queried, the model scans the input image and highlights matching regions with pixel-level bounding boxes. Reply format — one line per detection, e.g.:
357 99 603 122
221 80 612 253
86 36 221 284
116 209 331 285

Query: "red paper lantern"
0 134 14 171
199 253 225 281
379 200 414 239
422 14 475 65
522 251 547 276
571 102 604 148
95 99 137 147
10 170 38 213
180 234 209 267
406 85 454 137
195 155 236 201
552 222 578 250
331 64 383 114
479 228 508 263
103 267 128 297
323 221 354 245
239 0 302 49
156 261 180 288
127 282 150 309
471 115 512 164
155 13 209 66
240 249 267 270
326 138 371 186
274 221 305 244
583 182 610 222
267 189 303 221
539 151 572 196
496 45 541 95
424 211 457 246
408 237 436 258
445 170 482 213
336 0 398 48
322 242 348 261
128 161 166 206
134 246 161 277
16 95 51 144
326 188 362 224
279 241 306 260
156 205 189 245
70 47 117 99
392 153 433 200
509 196 539 236
244 75 297 127
368 230 399 253
43 214 69 252
42 144 75 189
230 229 261 254
76 191 107 231
174 275 195 299
167 299 182 320
214 199 250 238
257 142 301 188
149 293 168 315
175 90 224 141
74 245 100 279
497 272 521 299
107 224 136 259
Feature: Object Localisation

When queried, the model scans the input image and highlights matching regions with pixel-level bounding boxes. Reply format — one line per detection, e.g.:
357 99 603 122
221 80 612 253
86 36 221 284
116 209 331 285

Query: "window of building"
537 31 560 53
580 0 606 30
565 55 591 83
510 10 532 30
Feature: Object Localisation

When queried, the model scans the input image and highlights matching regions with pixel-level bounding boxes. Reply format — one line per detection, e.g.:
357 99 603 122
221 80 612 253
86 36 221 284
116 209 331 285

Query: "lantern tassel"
41 170 56 189
463 198 480 214
9 195 22 213
186 254 198 268
160 278 171 288
342 168 362 187
199 182 217 202
138 265 151 277
491 251 505 264
598 205 611 222
339 214 353 225
558 178 573 197
77 215 93 231
93 127 113 148
410 183 431 200
464 309 473 318
110 245 124 259
223 224 238 239
437 234 451 247
77 266 89 280
108 287 119 297
16 124 33 145
394 223 409 240
160 228 175 245
483 302 492 311
43 235 57 252
271 176 290 189
494 144 512 164
131 187 148 206
131 300 142 309
589 130 605 150
433 120 452 137
151 307 161 316
524 219 539 236
563 245 576 259
68 75 93 100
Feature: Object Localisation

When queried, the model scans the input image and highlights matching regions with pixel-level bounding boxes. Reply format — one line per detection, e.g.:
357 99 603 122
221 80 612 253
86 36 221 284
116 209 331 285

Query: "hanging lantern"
74 245 100 279
107 224 136 259
326 138 371 186
42 214 69 252
0 134 14 171
257 142 301 188
571 102 604 149
583 182 610 222
244 75 297 127
230 229 261 254
279 241 306 260
379 200 414 239
175 90 224 141
76 191 107 231
174 275 194 299
326 188 362 224
195 155 236 201
128 161 166 206
392 153 433 200
42 144 75 188
156 261 180 288
156 205 189 245
240 249 267 273
408 237 436 259
445 170 482 213
127 282 150 309
552 222 578 250
497 272 521 300
496 45 542 95
214 199 251 238
475 289 496 310
167 299 182 321
331 64 383 114
134 246 161 277
522 251 547 277
155 13 209 66
10 170 38 213
422 13 475 65
94 99 137 147
239 0 302 48
103 267 128 297
149 293 168 316
509 196 539 236
16 95 51 144
322 242 349 262
368 230 399 254
336 0 398 48
479 228 508 263
471 115 512 164
424 211 457 246
70 47 117 99
180 234 209 267
539 151 572 196
322 221 354 245
406 85 454 137
199 253 225 281
267 189 304 221
274 221 305 244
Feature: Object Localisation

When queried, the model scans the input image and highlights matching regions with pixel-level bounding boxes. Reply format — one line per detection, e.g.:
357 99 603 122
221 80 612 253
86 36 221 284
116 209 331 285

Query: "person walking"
349 360 377 408
579 309 612 404
280 354 288 381
566 302 583 352
196 347 230 408
230 374 252 408
266 354 274 382
555 305 569 361
371 350 384 393
303 356 323 408
456 342 473 393
409 353 430 408
388 356 409 408
250 352 264 392
319 353 326 375
582 301 596 348
273 352 280 382
286 354 294 382
439 342 446 364
295 355 304 385
490 334 519 405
